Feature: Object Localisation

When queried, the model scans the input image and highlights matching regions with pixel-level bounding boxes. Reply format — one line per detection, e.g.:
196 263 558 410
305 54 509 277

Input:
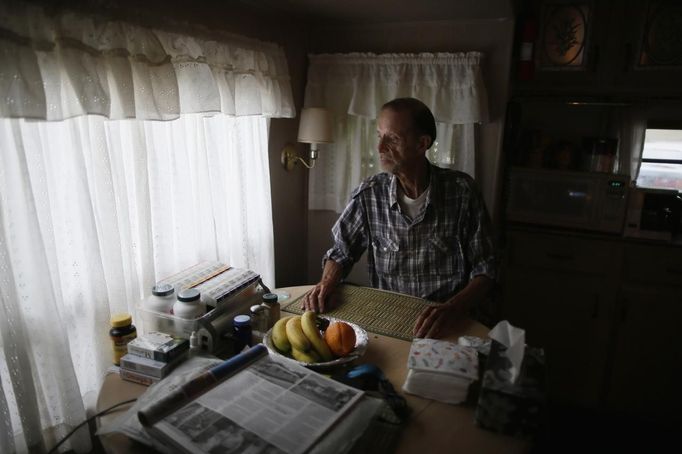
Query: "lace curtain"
0 1 294 120
304 52 489 212
0 2 291 452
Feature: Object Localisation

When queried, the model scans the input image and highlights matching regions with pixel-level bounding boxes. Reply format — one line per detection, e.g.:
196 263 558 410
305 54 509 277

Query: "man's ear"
417 134 432 155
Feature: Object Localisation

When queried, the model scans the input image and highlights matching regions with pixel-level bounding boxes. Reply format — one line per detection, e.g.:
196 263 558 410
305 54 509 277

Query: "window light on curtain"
303 52 489 213
0 1 294 452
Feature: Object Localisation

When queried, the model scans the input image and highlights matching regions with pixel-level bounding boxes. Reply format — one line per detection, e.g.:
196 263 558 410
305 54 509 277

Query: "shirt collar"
389 160 438 210
389 174 399 209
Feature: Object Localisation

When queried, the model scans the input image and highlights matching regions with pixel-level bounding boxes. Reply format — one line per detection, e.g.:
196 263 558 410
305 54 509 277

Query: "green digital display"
609 180 624 188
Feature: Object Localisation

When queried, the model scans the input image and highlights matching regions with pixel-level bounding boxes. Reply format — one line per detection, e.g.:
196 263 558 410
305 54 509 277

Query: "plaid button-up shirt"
324 163 496 303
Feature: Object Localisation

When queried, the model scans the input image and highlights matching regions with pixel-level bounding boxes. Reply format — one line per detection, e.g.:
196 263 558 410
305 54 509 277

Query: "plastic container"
136 279 263 342
110 313 137 366
172 289 205 319
233 315 252 352
143 284 175 314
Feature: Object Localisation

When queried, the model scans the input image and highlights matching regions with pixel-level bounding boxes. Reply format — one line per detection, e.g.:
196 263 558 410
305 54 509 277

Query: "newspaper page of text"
151 355 363 454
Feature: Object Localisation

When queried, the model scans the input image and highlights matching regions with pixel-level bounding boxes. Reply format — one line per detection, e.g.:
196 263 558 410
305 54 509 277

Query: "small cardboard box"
475 341 546 439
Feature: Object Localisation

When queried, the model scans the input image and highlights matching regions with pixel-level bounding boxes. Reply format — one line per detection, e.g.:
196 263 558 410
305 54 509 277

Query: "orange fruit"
324 321 356 357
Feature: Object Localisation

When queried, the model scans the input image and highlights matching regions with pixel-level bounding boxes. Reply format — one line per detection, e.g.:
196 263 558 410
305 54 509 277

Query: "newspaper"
99 354 364 454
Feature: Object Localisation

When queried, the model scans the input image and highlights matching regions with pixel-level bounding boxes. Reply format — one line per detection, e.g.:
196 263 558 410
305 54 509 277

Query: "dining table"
95 285 530 453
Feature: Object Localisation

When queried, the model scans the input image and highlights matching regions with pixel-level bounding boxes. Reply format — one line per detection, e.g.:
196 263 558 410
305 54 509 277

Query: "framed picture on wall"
637 0 682 67
537 2 591 70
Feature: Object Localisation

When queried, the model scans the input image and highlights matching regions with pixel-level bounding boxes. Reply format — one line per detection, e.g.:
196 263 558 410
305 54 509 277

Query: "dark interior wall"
42 0 312 287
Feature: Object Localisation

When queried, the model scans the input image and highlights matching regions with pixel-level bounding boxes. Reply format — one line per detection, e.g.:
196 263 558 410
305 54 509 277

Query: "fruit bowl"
262 316 369 369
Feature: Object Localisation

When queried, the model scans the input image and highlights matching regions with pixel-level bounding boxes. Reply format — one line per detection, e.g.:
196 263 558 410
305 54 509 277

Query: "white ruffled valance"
0 1 295 120
304 52 489 124
304 52 489 212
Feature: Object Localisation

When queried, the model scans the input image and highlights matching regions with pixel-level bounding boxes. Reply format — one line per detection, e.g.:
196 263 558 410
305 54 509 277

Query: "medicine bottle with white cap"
172 288 205 319
143 283 176 314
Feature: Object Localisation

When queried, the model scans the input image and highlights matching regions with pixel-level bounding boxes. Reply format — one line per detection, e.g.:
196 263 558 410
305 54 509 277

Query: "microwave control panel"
606 179 627 195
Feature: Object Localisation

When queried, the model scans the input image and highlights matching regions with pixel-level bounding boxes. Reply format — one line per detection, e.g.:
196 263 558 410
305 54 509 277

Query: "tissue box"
475 341 546 439
402 338 479 404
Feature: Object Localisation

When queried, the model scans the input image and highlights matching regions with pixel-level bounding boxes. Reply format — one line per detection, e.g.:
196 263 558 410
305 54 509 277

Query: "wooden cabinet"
609 0 682 96
501 229 619 408
501 228 682 419
605 244 682 423
515 0 682 96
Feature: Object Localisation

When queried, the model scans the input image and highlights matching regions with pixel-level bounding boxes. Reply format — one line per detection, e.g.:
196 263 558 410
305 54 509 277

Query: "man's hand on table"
301 282 341 313
413 276 492 338
302 259 343 313
413 300 469 338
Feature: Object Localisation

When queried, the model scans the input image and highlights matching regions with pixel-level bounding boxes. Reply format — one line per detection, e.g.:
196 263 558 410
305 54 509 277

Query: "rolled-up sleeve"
463 184 497 282
323 196 369 277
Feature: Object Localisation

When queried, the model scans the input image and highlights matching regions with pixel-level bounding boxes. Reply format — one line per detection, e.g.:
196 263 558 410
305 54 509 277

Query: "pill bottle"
233 315 252 353
172 288 205 319
110 313 136 366
143 283 175 314
261 293 280 329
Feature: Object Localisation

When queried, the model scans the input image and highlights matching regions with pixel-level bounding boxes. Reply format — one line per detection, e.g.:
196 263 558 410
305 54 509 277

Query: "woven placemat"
281 285 436 340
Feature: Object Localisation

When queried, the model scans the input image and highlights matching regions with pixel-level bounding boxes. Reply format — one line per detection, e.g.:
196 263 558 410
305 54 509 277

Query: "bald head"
381 98 437 150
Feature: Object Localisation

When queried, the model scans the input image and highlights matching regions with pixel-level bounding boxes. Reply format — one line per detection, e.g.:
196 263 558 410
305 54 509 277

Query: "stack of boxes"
119 332 190 386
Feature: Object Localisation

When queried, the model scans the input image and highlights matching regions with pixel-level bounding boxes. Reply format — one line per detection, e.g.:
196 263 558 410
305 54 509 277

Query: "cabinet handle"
546 252 573 261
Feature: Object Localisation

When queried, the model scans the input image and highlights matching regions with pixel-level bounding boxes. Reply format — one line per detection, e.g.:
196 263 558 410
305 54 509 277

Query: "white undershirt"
397 184 430 221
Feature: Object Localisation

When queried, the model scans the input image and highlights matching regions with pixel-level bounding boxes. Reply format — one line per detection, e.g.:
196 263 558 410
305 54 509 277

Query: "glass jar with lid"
261 293 280 330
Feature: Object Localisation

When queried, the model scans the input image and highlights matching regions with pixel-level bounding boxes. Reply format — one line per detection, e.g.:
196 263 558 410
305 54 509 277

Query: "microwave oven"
624 187 681 241
506 167 629 234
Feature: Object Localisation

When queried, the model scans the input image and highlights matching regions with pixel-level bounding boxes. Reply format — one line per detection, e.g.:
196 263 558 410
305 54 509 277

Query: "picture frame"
637 0 682 68
537 2 592 70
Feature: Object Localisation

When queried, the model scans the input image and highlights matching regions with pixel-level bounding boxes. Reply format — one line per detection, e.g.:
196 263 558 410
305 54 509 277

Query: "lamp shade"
297 107 333 144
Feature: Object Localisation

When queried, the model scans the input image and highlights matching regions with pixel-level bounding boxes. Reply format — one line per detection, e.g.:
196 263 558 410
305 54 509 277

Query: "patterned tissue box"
402 338 479 404
475 340 546 439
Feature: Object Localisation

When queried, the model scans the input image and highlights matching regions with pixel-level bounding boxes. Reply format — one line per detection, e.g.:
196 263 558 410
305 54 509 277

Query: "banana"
285 316 311 352
271 316 294 353
291 347 320 364
301 311 334 362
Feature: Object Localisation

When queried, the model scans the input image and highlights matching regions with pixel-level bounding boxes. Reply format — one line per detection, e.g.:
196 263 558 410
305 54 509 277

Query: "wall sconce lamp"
281 107 333 171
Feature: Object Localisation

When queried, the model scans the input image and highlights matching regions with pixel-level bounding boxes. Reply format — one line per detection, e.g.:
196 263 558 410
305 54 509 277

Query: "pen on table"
137 343 267 427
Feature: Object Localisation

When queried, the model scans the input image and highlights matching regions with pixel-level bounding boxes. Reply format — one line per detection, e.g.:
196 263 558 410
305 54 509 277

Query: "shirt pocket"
372 235 402 275
428 235 461 276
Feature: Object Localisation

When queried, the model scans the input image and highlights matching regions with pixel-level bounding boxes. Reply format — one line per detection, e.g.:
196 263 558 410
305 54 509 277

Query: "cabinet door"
610 0 682 96
502 268 611 408
514 0 613 94
606 285 682 422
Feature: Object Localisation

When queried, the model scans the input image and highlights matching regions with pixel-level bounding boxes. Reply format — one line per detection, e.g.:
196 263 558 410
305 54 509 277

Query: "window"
636 129 682 191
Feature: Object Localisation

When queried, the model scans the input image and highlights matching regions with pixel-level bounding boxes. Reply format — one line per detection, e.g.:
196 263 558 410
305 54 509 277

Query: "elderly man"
303 97 496 339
